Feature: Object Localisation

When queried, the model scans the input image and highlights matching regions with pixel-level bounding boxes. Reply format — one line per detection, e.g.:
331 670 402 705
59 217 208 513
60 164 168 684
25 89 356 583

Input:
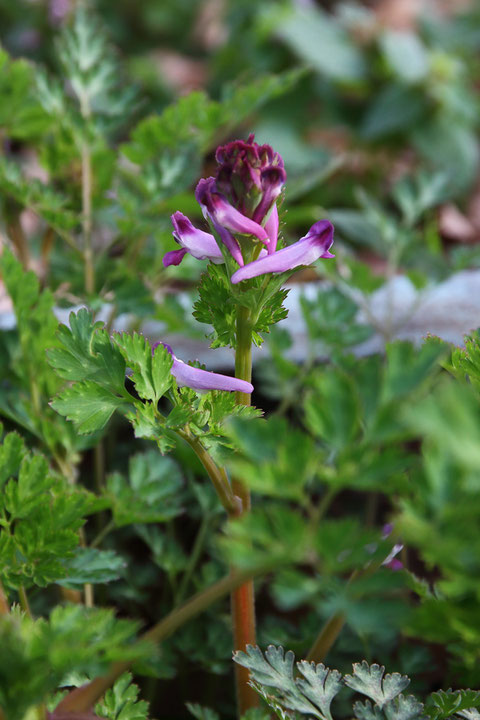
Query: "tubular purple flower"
163 211 223 268
153 342 253 394
230 219 334 284
195 177 269 243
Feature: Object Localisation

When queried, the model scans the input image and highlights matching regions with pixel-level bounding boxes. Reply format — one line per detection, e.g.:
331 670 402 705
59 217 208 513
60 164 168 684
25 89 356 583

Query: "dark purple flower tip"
230 219 334 284
163 211 223 267
163 248 188 268
152 341 173 356
195 177 268 244
151 341 253 393
252 166 287 224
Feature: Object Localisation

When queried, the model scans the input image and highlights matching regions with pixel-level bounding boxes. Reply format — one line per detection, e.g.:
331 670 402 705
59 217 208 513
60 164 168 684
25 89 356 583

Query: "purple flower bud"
195 177 269 244
215 134 285 221
152 342 253 394
230 219 334 284
163 211 224 268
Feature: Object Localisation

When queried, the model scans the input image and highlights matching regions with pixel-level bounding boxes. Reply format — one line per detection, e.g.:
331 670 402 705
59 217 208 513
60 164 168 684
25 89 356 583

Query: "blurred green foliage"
0 1 480 718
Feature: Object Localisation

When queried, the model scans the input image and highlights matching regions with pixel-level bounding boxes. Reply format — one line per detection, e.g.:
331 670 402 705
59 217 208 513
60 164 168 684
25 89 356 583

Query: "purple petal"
195 177 268 243
264 204 279 255
172 358 253 393
211 219 244 267
151 341 253 393
163 248 188 267
170 211 223 262
231 219 334 284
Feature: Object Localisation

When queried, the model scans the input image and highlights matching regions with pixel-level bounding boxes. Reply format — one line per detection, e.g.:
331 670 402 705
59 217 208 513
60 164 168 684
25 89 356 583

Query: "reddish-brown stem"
231 304 258 716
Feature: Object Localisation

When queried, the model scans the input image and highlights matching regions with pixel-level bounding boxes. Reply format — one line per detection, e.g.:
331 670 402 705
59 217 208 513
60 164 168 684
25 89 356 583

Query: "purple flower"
153 342 253 394
230 220 334 284
163 211 223 268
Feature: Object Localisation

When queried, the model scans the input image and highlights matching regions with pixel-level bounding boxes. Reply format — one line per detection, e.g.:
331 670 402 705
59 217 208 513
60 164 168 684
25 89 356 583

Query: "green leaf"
380 31 429 83
59 548 126 588
234 645 343 720
51 381 128 434
0 437 93 590
304 368 359 449
361 85 427 140
226 416 315 500
186 704 220 720
48 309 127 394
344 662 410 708
193 264 237 348
425 690 480 720
95 672 150 720
295 661 343 720
277 7 366 82
0 433 25 491
383 341 445 402
106 450 183 526
115 333 172 403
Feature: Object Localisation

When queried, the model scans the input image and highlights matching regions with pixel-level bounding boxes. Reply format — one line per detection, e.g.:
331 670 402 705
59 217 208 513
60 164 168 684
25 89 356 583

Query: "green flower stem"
305 610 346 665
181 432 239 515
232 303 258 717
55 567 266 713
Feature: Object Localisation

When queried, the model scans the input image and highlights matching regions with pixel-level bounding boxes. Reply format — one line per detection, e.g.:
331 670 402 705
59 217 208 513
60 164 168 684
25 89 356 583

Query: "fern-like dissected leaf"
95 672 150 720
384 695 425 720
234 645 343 720
296 661 343 720
344 662 410 708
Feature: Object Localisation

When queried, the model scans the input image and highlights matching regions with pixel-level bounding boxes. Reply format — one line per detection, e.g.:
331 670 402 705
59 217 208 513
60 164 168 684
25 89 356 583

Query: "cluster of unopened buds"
160 135 335 392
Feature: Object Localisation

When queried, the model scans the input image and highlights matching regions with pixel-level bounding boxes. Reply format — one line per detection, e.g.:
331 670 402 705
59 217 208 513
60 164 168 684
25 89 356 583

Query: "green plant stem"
91 518 115 549
81 139 94 295
305 610 346 664
55 567 266 713
232 304 258 717
0 581 9 615
181 432 239 515
18 586 32 617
